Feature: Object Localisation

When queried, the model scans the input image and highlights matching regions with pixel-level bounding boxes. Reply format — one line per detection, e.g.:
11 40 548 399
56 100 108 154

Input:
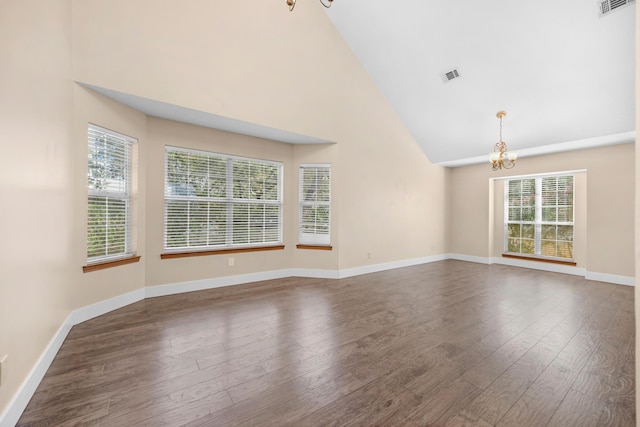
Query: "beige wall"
71 0 361 143
1 0 448 419
0 0 74 415
450 143 635 277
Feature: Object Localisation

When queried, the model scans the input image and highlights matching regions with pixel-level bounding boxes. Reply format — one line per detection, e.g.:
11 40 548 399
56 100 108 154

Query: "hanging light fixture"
287 0 333 11
489 111 517 171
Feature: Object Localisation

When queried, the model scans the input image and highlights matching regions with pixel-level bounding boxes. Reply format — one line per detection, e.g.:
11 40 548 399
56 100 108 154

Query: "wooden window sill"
296 244 333 251
83 255 141 273
502 253 576 266
161 245 285 259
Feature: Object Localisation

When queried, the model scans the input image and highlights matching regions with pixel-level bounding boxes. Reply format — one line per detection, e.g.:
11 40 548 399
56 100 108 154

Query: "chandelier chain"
287 0 333 11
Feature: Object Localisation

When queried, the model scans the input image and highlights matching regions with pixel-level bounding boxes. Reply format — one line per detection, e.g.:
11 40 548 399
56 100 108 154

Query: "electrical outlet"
228 257 235 267
367 252 372 259
0 354 7 386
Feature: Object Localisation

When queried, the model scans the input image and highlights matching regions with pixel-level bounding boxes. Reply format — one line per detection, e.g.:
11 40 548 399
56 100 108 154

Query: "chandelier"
489 111 517 171
287 0 333 11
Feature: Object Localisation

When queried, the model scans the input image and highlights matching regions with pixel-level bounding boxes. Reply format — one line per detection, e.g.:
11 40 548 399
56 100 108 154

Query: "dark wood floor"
18 260 635 426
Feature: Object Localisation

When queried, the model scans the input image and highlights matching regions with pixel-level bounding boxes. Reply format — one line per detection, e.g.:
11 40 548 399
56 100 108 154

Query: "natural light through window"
86 125 136 264
505 174 574 260
164 146 283 252
299 164 331 246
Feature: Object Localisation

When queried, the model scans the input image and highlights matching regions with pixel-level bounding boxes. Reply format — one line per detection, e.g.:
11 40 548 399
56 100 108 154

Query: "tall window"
87 125 135 263
505 174 574 260
164 146 282 251
299 164 331 246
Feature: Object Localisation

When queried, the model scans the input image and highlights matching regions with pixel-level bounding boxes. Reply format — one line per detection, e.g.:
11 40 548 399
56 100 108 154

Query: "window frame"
504 173 575 262
298 164 331 247
86 124 137 266
163 146 284 253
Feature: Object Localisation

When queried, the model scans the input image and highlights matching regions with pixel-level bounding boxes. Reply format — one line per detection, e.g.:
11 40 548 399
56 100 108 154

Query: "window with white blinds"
87 125 135 263
164 146 283 251
299 164 331 245
505 174 574 260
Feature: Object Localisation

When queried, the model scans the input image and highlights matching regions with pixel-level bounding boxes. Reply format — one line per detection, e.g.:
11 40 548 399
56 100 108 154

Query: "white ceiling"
325 0 636 165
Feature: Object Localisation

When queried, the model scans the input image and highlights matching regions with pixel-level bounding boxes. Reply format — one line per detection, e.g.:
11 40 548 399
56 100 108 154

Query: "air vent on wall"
599 0 635 16
442 68 461 83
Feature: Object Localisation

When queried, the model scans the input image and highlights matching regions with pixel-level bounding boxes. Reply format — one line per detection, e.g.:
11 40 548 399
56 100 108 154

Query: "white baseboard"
70 288 146 325
585 271 635 287
144 269 295 298
491 256 586 277
448 253 491 265
449 253 635 287
289 268 340 279
338 254 450 279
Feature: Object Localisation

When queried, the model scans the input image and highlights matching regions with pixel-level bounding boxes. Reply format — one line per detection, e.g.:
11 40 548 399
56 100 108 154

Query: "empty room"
0 0 637 426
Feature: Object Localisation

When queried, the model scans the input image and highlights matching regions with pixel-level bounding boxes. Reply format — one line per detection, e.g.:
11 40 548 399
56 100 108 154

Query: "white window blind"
87 125 135 263
299 164 331 245
505 174 574 260
164 146 283 251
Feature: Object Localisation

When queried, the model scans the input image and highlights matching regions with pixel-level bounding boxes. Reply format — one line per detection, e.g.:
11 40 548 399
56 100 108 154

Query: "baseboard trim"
585 272 635 287
338 254 450 279
145 269 295 298
448 253 634 287
289 268 341 279
70 288 146 325
448 253 491 265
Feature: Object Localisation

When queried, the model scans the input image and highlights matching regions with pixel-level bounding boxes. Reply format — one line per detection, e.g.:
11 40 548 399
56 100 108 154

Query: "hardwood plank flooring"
18 260 635 426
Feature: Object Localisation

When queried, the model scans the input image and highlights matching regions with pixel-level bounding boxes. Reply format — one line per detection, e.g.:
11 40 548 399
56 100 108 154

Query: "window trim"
83 255 141 273
161 245 285 259
296 244 333 251
501 253 576 266
504 173 575 262
163 146 284 253
85 124 137 267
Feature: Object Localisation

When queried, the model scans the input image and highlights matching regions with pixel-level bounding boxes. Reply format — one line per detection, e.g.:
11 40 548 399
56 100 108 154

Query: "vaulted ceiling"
325 0 636 166
90 1 635 167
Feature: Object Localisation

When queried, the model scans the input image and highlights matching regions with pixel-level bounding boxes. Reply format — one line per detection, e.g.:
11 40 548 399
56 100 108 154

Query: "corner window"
164 146 283 251
299 164 331 246
505 174 574 260
87 125 136 264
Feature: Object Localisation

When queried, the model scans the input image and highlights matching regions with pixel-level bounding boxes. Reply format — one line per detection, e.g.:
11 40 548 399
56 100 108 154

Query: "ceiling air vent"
599 0 635 16
442 68 461 83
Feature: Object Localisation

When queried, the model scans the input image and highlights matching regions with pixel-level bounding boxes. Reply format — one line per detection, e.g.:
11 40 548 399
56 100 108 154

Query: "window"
164 146 282 252
299 164 331 246
505 174 574 260
87 125 136 264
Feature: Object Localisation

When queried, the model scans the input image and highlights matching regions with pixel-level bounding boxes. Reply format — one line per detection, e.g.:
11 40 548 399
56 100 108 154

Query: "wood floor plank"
496 362 578 427
546 388 607 427
17 260 634 426
461 339 558 425
392 378 483 425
